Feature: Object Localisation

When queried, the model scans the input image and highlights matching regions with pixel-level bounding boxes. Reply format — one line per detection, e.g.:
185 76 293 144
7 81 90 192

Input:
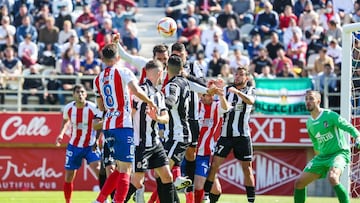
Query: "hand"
207 85 222 96
55 135 63 147
228 87 239 95
147 100 157 111
112 33 121 44
356 137 360 149
214 78 225 88
146 106 158 121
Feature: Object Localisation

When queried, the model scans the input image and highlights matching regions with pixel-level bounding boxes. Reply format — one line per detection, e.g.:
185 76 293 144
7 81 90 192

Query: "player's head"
167 54 183 76
73 84 87 103
101 43 119 65
153 44 169 67
233 66 250 87
145 60 163 85
305 90 321 111
171 42 187 64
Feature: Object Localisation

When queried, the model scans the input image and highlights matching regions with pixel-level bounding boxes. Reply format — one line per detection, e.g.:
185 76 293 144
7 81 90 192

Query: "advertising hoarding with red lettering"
0 148 98 191
144 149 307 195
0 113 312 146
0 148 307 195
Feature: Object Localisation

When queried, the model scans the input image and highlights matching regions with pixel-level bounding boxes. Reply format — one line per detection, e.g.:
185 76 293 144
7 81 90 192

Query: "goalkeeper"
294 90 360 203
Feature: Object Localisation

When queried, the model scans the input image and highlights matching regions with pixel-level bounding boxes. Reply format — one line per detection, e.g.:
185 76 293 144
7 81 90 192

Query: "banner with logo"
249 115 312 146
0 112 312 146
0 148 98 191
0 112 68 145
254 78 312 115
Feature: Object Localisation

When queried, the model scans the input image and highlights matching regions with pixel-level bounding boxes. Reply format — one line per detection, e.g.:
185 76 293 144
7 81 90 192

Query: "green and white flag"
254 78 313 115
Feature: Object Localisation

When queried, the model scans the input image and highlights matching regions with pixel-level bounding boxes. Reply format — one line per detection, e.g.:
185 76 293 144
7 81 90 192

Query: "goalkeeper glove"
356 137 360 149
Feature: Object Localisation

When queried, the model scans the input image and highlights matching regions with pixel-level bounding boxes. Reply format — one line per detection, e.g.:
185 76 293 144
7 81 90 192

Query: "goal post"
341 23 360 197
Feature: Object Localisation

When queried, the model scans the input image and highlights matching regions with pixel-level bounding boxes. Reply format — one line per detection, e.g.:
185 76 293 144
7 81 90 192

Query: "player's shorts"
134 143 169 173
103 128 134 163
195 155 211 177
65 144 101 170
163 139 190 166
189 119 199 147
214 136 253 161
304 150 350 179
102 140 115 167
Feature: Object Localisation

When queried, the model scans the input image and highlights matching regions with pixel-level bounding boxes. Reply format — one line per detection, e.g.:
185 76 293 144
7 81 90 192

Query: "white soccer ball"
157 17 177 38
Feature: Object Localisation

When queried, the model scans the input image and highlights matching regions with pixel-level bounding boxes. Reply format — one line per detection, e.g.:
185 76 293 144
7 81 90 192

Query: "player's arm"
165 83 179 109
147 108 169 124
116 38 147 72
228 86 255 105
56 118 70 146
218 90 231 112
333 112 360 139
128 80 156 109
96 97 105 111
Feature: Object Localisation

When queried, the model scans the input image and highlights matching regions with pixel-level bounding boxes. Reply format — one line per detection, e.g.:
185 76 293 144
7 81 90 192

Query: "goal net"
342 23 360 197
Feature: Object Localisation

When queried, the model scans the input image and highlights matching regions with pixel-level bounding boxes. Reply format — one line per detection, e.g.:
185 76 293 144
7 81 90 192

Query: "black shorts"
102 141 115 167
163 139 190 166
134 143 169 173
189 119 199 147
214 136 253 161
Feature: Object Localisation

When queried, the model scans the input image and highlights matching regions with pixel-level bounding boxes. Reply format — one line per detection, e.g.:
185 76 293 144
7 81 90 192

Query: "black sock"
209 193 220 203
159 182 174 203
125 183 138 202
245 186 255 203
185 158 196 192
204 180 214 194
98 172 107 189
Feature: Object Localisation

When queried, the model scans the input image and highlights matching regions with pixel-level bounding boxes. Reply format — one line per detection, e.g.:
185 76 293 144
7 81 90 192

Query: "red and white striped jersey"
94 66 138 130
63 101 100 148
197 100 227 156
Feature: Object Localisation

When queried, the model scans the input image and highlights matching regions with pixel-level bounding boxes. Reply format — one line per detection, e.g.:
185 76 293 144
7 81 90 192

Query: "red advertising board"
144 149 307 195
0 147 307 195
249 115 311 146
0 113 312 146
0 148 98 191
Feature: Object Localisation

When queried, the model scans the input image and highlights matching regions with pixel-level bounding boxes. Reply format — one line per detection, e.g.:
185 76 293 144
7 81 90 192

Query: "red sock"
172 166 181 180
96 170 120 202
195 189 204 203
114 173 130 202
64 182 73 203
148 189 158 203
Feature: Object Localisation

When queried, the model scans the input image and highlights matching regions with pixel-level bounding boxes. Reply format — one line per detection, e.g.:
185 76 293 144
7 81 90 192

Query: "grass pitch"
1 191 360 203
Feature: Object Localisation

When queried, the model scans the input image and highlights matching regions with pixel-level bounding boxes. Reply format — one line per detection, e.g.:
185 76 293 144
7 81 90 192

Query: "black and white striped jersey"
164 75 192 143
184 61 206 120
133 79 167 147
221 85 256 138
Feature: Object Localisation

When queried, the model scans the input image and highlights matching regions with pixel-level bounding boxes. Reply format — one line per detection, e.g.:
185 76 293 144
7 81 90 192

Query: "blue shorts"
195 155 211 177
103 128 134 163
65 144 101 170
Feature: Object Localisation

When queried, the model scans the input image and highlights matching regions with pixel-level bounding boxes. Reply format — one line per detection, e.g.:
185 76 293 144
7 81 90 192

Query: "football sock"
96 170 120 202
125 183 137 202
63 182 73 203
114 173 130 202
160 182 175 203
99 171 107 189
294 188 306 203
245 186 255 203
185 159 196 192
334 184 350 203
209 193 220 203
204 180 214 195
194 189 204 203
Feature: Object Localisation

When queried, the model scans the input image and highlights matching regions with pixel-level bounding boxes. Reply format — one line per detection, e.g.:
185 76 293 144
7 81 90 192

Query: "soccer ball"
157 17 177 38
